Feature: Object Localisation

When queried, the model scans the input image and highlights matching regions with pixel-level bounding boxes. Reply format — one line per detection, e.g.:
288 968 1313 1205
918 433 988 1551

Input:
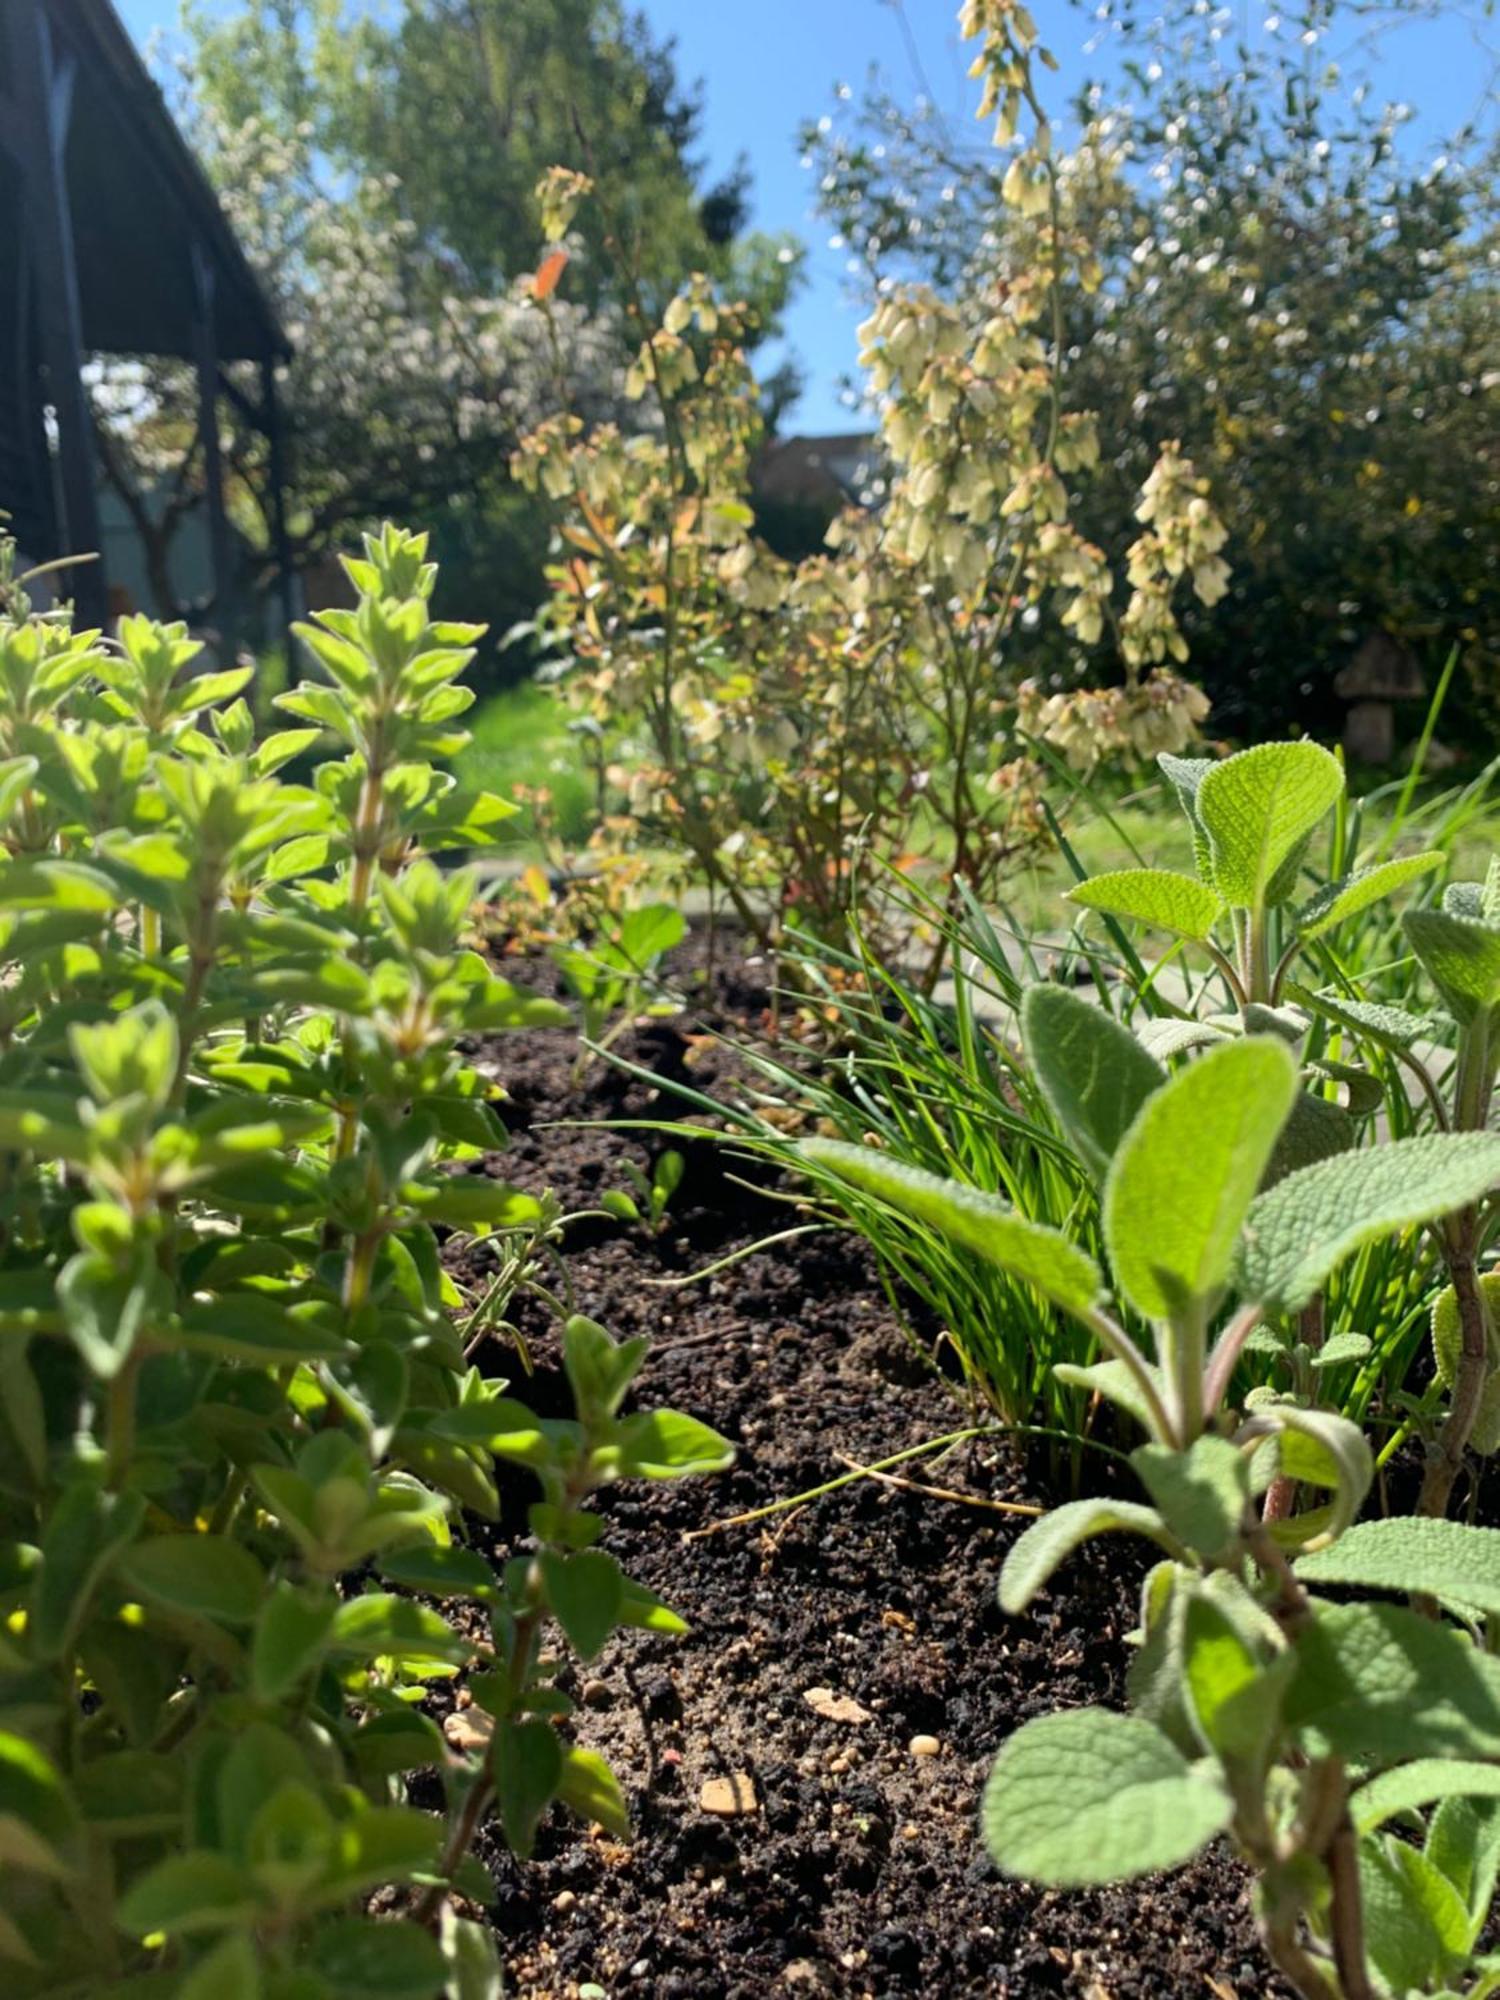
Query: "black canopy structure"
0 0 293 634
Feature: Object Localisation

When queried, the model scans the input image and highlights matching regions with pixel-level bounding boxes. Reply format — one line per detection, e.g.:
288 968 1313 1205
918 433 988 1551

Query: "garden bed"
447 954 1293 1999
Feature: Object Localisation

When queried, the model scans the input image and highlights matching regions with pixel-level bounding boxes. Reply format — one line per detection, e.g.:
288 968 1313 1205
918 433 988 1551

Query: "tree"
183 0 800 335
94 1 801 640
807 0 1499 741
90 111 618 639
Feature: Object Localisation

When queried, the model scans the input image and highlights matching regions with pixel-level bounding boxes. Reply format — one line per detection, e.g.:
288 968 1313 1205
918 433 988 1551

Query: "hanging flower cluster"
513 1 1232 976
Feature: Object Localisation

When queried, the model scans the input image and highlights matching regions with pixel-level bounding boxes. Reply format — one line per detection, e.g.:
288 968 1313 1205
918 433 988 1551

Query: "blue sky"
120 1 1492 432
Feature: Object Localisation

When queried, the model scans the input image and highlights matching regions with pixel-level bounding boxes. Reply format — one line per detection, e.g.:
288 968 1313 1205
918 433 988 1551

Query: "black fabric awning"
0 0 293 630
0 0 287 363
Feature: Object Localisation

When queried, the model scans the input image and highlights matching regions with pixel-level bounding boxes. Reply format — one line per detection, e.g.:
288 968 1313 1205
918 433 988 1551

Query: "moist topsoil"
436 944 1294 2000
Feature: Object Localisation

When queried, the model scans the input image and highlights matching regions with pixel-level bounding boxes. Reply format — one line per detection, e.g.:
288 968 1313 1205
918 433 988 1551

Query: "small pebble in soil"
908 1733 942 1758
442 1709 493 1752
552 1890 577 1914
803 1686 873 1725
699 1773 759 1816
580 1678 612 1708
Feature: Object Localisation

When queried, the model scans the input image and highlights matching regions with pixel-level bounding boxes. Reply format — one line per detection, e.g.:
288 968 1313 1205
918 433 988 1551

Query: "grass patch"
456 681 596 850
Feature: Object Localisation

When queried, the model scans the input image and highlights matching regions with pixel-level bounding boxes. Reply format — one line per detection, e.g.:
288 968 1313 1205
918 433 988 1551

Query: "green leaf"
1195 741 1343 909
557 1745 630 1838
614 1409 735 1479
31 1480 146 1660
539 1550 623 1662
1264 1089 1356 1187
801 1139 1103 1320
1254 1406 1373 1543
57 1251 157 1379
1298 1517 1500 1617
1286 1601 1500 1761
1052 1358 1160 1436
441 1912 502 2000
1135 1017 1232 1061
998 1499 1180 1614
404 1178 545 1230
116 1850 264 1936
376 1546 496 1599
315 1805 440 1904
1157 752 1215 876
1429 1794 1500 1929
0 857 120 913
981 1709 1231 1886
1066 867 1224 941
251 1583 337 1704
1131 1436 1250 1561
0 1731 79 1874
617 1577 688 1637
303 1917 447 1999
1291 987 1440 1053
1238 1132 1500 1312
1352 1760 1500 1835
1361 1834 1471 1995
1405 907 1500 1026
422 1397 549 1466
1432 1273 1500 1454
1020 985 1166 1181
492 1718 563 1859
177 1930 261 2000
1310 1332 1373 1371
116 1535 266 1625
559 1315 648 1422
1182 1594 1290 1766
1295 852 1443 939
617 903 687 965
350 1712 447 1781
330 1594 469 1665
74 1749 182 1832
1103 1036 1299 1320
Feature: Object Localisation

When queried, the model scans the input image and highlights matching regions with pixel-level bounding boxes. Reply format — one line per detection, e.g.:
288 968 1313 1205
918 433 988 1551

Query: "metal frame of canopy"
0 0 294 637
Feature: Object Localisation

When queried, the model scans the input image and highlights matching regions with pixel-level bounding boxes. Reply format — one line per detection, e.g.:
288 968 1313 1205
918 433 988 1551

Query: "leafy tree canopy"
805 0 1498 740
184 0 802 330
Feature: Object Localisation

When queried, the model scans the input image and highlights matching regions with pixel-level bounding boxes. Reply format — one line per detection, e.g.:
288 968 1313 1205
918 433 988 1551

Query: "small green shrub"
554 898 686 1081
0 526 731 1996
808 993 1500 1998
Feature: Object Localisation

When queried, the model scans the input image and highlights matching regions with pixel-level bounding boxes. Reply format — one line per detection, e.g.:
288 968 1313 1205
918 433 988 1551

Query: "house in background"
0 0 294 642
751 432 879 558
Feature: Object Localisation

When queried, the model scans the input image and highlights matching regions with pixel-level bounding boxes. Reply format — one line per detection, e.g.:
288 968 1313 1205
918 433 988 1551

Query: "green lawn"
456 682 596 850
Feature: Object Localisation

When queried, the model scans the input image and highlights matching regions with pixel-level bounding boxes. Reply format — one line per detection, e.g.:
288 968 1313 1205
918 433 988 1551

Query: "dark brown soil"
443 949 1292 2000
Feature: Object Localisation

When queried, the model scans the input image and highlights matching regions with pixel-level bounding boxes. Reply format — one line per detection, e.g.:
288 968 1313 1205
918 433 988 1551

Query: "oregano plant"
806 989 1500 1998
0 526 732 1998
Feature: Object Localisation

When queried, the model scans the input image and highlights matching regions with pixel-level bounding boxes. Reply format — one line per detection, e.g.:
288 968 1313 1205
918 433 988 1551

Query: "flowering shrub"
514 0 1230 970
809 0 1499 741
